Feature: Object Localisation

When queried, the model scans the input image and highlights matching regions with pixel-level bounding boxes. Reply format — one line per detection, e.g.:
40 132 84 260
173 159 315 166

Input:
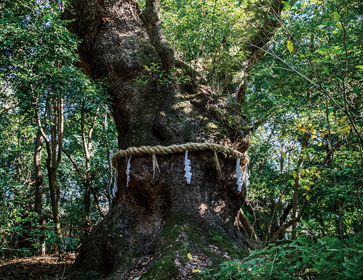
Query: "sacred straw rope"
112 142 249 176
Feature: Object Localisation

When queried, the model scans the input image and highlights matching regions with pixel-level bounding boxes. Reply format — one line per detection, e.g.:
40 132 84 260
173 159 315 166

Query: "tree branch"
62 147 86 186
139 0 175 70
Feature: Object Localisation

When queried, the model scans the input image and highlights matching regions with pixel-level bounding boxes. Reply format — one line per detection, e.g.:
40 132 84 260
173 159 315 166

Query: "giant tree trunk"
65 0 255 279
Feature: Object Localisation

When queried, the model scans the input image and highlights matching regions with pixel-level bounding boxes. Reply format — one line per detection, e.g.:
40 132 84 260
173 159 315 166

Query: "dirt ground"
0 245 231 279
0 254 76 280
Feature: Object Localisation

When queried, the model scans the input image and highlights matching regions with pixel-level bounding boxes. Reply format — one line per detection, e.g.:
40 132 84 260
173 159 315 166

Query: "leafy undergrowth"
0 253 76 280
202 222 363 280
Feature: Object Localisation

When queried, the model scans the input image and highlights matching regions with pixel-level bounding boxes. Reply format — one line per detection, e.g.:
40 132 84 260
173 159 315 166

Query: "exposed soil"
0 254 76 280
0 245 232 280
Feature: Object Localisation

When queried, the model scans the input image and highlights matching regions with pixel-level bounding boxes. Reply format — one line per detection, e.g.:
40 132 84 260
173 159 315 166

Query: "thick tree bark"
66 0 253 278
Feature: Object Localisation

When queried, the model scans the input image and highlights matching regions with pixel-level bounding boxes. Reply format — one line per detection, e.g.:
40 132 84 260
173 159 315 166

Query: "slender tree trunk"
38 97 64 254
270 140 342 242
34 129 46 255
81 101 93 237
47 167 62 253
325 98 344 240
338 201 343 241
291 132 309 240
63 102 105 222
62 148 105 219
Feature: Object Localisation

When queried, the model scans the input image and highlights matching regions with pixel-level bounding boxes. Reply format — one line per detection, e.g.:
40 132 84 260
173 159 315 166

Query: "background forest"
0 0 362 279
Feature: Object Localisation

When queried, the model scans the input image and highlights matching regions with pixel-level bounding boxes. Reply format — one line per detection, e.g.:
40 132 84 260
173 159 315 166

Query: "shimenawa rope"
111 142 248 177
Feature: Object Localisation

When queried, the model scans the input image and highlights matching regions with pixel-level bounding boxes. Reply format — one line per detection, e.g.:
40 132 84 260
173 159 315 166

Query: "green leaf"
247 259 257 265
281 151 287 159
333 12 340 22
324 66 329 74
287 41 293 53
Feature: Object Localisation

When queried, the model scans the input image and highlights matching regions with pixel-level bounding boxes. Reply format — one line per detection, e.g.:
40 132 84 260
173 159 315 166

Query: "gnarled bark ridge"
65 0 255 279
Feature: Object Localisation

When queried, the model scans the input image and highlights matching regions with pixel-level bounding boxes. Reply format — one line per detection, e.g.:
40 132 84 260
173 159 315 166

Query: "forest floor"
0 253 76 280
0 245 230 279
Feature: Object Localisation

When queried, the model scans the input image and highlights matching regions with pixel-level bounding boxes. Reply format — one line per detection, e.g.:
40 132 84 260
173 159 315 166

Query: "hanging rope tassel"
152 154 160 178
213 150 221 176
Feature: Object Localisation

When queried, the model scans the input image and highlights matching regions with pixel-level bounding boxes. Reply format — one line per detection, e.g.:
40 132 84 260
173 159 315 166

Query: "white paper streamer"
235 158 243 191
184 150 192 184
126 156 132 187
112 176 118 198
245 164 249 190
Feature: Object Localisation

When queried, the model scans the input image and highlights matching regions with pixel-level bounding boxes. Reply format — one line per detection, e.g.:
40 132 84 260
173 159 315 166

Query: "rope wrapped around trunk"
112 142 249 175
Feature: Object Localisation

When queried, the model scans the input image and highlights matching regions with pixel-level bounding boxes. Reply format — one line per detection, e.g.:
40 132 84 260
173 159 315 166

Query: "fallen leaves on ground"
172 245 231 280
0 244 232 280
115 255 154 280
0 253 76 280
